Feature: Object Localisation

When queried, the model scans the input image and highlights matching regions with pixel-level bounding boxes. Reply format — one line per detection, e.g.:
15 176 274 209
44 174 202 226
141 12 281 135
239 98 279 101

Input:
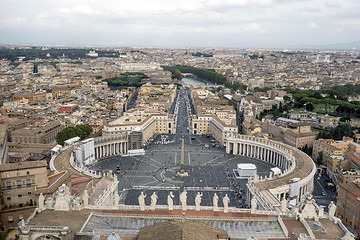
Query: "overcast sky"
0 0 359 48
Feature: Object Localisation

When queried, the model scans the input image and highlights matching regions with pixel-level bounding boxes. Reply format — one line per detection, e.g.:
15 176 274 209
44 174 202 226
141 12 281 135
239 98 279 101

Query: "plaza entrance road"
312 173 337 211
91 87 275 207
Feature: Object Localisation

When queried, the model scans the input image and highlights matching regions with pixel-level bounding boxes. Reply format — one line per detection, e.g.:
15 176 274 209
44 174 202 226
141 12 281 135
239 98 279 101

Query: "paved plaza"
90 87 276 208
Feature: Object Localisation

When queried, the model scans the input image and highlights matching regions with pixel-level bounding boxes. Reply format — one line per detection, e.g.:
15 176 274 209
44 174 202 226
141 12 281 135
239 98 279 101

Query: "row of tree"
162 65 247 93
162 65 227 85
0 47 119 62
103 72 149 89
56 124 93 145
317 123 354 140
287 85 360 117
192 52 213 57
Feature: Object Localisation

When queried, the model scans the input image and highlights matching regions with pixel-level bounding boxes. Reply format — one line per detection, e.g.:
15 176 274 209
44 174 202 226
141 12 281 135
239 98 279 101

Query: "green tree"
171 68 183 80
283 95 291 103
56 124 93 145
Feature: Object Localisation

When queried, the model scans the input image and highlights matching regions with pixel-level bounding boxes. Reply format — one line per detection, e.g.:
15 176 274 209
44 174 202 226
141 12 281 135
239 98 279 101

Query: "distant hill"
298 41 360 50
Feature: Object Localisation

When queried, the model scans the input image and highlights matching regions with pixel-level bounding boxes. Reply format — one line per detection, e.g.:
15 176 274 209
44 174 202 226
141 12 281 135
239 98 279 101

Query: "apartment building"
337 180 360 235
313 138 360 172
0 160 48 230
10 121 63 144
103 113 175 145
12 92 47 104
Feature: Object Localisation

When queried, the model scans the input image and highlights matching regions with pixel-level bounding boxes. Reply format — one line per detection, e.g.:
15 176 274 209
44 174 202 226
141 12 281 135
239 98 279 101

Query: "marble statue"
328 201 336 219
82 190 89 207
251 196 257 213
223 194 230 213
54 184 71 211
180 190 187 211
195 192 203 211
71 197 82 211
113 192 120 206
150 192 158 211
281 198 287 212
167 191 175 210
46 197 54 209
213 193 219 211
138 191 147 211
39 193 45 210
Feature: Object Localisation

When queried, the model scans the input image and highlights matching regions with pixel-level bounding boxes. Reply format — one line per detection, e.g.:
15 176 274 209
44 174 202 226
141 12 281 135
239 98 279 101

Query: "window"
17 179 21 187
351 210 354 215
18 194 22 198
8 216 13 221
26 178 31 185
6 173 9 178
17 173 20 177
6 180 11 188
26 171 30 175
19 214 23 219
7 197 11 200
28 192 31 195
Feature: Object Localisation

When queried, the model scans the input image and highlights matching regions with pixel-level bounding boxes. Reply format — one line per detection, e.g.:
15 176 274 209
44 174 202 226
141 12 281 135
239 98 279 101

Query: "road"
312 173 337 210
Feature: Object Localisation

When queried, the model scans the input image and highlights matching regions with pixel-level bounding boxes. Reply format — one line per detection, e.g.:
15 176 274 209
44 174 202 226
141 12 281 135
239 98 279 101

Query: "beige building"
319 116 341 127
313 138 360 172
337 180 360 234
0 124 8 164
0 160 48 230
242 120 262 136
10 121 63 144
284 130 317 148
190 87 238 145
104 113 175 145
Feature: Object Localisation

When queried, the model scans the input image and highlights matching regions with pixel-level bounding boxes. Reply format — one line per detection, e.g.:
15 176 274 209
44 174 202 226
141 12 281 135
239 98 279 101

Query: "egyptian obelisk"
177 137 189 177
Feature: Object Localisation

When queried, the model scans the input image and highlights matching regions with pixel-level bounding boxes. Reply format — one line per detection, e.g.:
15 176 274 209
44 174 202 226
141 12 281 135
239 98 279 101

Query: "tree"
333 123 354 140
253 87 261 92
56 124 93 145
171 68 183 80
283 95 291 103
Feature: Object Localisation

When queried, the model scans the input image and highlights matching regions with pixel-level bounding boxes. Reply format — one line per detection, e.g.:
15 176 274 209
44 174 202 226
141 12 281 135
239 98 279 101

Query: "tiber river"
181 77 207 87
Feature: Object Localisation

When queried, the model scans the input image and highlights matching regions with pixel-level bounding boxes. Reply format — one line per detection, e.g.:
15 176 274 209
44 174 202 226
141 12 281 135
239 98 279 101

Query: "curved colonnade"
52 131 315 207
226 133 316 203
93 134 128 159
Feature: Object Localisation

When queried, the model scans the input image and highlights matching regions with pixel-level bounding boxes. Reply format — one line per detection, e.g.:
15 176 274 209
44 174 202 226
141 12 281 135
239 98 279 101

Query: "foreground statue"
150 192 158 211
213 193 219 211
328 201 336 219
180 190 187 211
223 194 230 213
138 192 147 211
251 196 257 213
167 192 175 210
195 192 203 211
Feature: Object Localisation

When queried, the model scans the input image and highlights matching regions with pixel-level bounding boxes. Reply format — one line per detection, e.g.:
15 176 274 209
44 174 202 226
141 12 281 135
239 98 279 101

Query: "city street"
312 173 337 210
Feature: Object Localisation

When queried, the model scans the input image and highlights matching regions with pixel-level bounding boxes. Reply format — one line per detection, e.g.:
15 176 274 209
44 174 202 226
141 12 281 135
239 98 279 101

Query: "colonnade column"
234 142 238 155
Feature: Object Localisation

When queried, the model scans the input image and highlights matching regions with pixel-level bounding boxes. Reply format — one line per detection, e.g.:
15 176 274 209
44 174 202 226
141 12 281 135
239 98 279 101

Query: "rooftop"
0 160 47 172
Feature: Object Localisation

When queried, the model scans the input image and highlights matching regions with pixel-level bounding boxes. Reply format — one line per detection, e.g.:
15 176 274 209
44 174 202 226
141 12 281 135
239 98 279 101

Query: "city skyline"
1 0 360 48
